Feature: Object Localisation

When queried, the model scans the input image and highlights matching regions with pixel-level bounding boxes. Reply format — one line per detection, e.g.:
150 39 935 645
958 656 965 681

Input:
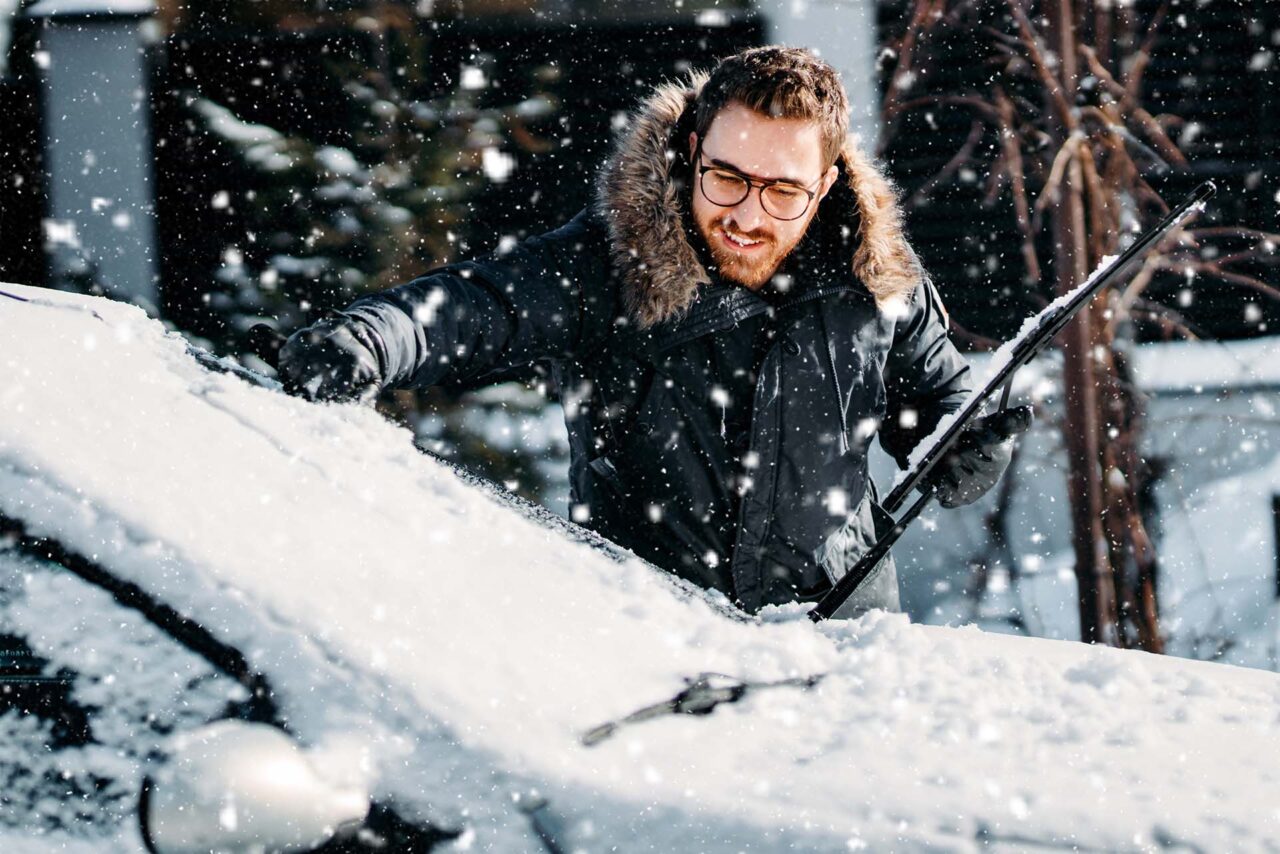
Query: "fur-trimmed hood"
595 72 924 329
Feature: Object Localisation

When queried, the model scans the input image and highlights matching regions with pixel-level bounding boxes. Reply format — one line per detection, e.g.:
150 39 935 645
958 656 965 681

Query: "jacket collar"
594 71 926 330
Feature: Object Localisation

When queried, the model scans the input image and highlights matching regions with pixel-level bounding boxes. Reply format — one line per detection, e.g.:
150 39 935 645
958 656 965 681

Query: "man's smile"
718 226 768 252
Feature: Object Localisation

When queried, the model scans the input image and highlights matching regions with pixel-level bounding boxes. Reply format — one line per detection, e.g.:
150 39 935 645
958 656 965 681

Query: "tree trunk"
1045 0 1121 644
880 0 1172 648
1056 173 1120 644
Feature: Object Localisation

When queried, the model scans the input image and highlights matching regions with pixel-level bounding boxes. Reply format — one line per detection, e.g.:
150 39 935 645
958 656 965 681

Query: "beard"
696 216 800 290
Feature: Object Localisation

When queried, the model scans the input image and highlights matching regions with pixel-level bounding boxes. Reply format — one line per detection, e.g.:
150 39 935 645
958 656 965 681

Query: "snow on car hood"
2 282 1279 851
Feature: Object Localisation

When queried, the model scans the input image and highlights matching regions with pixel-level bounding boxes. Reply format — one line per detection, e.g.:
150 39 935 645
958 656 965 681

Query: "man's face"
689 101 839 290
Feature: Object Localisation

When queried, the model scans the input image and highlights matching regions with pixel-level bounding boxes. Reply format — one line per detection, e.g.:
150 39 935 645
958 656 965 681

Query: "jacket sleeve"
878 275 973 468
340 207 620 390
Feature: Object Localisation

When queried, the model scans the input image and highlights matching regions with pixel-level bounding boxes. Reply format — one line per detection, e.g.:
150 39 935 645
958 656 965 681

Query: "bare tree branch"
1079 45 1189 168
1077 142 1117 266
1114 251 1164 324
1191 227 1280 243
1128 300 1202 340
1124 0 1170 99
983 153 1008 206
1212 247 1280 267
879 0 950 156
887 94 1003 124
908 120 986 207
994 87 1042 282
1169 262 1280 305
1005 0 1076 131
1032 131 1085 229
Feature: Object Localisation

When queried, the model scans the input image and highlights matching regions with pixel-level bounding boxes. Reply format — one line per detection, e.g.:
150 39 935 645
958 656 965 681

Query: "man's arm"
878 274 973 468
280 207 618 400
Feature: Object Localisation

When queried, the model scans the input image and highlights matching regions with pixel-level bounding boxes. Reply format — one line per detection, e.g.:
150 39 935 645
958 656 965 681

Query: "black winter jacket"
340 74 971 616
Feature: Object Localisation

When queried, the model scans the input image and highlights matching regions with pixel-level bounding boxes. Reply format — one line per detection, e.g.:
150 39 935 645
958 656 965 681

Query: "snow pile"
1132 335 1280 393
2 283 1280 850
1157 449 1280 669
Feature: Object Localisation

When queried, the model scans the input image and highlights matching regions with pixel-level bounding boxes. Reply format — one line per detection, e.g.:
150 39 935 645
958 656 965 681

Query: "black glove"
278 313 384 403
927 405 1032 508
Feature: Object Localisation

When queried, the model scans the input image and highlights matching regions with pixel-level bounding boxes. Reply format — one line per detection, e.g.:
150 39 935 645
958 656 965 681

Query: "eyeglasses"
695 145 823 222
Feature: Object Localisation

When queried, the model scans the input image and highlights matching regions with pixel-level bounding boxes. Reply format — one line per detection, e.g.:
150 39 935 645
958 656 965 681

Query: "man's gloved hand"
927 405 1033 508
278 313 384 403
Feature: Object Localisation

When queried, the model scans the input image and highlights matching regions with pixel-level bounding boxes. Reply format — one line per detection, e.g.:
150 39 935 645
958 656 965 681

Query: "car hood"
2 282 1279 851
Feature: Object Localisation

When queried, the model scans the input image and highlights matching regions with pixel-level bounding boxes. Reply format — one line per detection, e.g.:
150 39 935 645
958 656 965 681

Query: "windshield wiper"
0 512 281 726
581 672 823 747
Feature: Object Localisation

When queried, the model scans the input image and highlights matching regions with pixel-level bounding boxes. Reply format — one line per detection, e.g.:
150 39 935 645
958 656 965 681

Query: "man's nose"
729 187 767 233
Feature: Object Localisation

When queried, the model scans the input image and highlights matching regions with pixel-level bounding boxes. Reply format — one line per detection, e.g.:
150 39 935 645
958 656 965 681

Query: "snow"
0 551 243 848
314 146 364 179
695 9 731 27
1156 446 1280 669
481 147 515 183
1133 335 1280 393
192 99 292 172
3 282 1280 848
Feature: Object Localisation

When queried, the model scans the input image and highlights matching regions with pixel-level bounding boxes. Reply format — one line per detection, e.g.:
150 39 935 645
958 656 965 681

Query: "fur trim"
595 73 924 328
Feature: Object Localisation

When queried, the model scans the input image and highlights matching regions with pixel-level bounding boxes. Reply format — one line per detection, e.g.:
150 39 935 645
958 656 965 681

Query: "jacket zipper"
775 284 856 311
729 283 859 605
729 340 781 606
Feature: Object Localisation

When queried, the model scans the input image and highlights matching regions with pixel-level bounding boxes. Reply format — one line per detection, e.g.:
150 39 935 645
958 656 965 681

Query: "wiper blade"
0 512 281 726
581 672 823 747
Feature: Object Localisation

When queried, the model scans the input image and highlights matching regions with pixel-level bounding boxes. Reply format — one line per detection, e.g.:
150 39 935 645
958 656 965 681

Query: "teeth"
724 230 761 247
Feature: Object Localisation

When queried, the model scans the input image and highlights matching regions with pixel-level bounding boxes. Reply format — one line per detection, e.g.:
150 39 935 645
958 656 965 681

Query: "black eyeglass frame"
693 143 824 222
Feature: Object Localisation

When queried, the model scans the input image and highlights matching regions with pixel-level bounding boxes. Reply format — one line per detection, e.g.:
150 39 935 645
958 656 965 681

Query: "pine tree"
161 6 568 505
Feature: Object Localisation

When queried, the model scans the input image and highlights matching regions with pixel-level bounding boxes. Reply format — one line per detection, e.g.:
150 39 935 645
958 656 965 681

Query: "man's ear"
688 132 698 162
817 164 840 201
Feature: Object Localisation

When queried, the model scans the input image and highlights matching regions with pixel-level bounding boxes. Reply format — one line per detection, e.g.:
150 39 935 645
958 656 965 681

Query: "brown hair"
694 46 851 168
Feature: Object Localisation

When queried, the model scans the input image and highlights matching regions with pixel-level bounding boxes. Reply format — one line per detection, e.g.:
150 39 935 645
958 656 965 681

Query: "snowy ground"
3 282 1280 851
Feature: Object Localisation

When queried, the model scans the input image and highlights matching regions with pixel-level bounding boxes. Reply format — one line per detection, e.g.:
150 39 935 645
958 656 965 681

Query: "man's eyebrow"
707 155 808 188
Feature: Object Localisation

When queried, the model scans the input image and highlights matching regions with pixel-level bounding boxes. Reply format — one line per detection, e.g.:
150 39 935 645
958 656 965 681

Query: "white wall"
0 0 19 77
30 7 160 306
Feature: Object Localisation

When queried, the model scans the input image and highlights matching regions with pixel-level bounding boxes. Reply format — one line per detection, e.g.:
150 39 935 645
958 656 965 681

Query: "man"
279 47 1028 618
